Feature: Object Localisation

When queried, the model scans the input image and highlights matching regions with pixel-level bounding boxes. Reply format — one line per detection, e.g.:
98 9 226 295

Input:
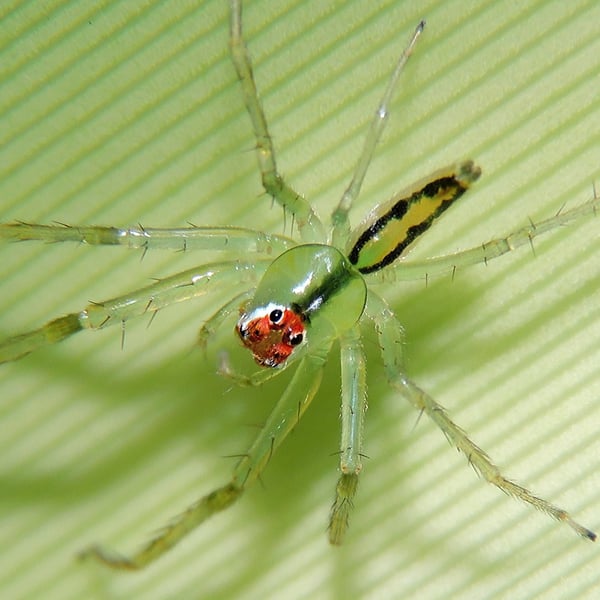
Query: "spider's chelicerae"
0 0 597 570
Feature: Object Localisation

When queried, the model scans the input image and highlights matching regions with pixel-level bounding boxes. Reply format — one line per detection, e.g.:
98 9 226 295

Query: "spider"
0 0 597 571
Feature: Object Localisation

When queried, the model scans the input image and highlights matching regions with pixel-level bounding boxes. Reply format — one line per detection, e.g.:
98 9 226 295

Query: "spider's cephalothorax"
0 0 596 573
237 244 366 367
236 302 306 367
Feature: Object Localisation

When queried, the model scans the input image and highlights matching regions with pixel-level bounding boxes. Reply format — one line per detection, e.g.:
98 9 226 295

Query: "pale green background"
1 1 599 599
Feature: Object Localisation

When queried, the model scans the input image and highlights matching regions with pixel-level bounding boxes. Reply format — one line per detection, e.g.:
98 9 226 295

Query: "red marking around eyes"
237 308 305 367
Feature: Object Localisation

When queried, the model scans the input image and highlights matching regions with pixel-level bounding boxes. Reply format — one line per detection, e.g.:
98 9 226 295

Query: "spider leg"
368 188 600 283
365 290 596 541
197 289 255 353
329 325 367 544
0 260 269 363
79 343 332 570
229 0 325 243
217 351 296 387
0 222 294 255
331 20 425 249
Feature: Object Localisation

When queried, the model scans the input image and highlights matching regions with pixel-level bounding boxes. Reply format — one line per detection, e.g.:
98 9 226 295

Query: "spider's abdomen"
237 244 366 367
349 161 481 273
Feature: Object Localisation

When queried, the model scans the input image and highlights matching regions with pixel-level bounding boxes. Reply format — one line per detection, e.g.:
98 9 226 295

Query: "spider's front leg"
0 260 268 363
80 344 331 570
329 326 368 544
365 291 596 542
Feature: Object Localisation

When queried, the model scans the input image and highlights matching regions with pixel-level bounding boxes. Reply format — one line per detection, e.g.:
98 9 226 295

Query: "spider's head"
236 302 306 368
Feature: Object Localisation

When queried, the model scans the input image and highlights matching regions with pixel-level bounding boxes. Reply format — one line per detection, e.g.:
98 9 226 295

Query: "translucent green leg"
365 291 597 541
331 20 425 248
229 0 325 243
0 222 294 255
0 260 270 363
370 188 600 283
197 289 254 353
217 351 295 387
329 325 367 544
79 343 331 570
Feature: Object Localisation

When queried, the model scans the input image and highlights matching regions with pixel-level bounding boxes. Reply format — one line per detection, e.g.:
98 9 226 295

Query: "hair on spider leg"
145 307 160 330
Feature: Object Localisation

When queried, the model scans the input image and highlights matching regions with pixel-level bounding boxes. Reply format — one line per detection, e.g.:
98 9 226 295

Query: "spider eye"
289 332 303 346
269 308 284 324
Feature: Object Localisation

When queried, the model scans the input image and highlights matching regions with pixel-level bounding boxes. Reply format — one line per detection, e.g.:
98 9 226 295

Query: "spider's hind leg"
331 20 425 250
371 187 600 284
229 0 324 242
